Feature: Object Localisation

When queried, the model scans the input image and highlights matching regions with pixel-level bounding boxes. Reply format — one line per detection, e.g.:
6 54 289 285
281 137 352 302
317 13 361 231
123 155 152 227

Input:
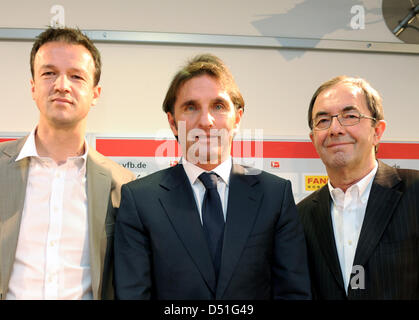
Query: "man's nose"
328 115 344 135
54 74 71 92
198 109 215 128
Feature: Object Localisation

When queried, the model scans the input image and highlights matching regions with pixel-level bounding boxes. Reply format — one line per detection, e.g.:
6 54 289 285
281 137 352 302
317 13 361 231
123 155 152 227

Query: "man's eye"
185 105 196 112
72 75 83 80
342 112 359 119
214 104 225 111
317 118 330 124
42 71 54 76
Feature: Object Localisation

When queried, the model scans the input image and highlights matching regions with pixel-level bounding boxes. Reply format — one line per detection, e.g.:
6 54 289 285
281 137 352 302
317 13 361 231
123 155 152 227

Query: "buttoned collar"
328 160 378 205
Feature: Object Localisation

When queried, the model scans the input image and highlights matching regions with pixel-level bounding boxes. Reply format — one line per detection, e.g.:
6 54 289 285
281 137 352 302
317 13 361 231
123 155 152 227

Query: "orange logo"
305 175 328 191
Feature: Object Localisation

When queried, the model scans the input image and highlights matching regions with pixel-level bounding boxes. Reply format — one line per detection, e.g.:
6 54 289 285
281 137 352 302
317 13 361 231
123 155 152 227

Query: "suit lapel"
158 165 217 295
0 138 29 297
352 161 402 269
311 186 345 291
216 164 263 299
86 150 112 300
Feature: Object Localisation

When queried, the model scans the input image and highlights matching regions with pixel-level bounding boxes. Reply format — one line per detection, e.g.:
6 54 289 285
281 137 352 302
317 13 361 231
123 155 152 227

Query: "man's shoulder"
88 148 136 182
233 164 290 186
124 165 177 191
0 137 25 155
0 139 17 149
393 168 419 195
377 161 419 190
396 167 419 182
297 186 326 216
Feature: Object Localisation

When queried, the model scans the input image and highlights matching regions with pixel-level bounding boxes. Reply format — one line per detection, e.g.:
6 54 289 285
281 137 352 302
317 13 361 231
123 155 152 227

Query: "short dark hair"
162 53 244 114
30 27 101 85
308 76 384 130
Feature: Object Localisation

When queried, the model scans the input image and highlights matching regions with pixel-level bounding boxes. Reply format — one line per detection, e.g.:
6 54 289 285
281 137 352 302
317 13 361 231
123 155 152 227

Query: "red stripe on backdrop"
377 143 419 159
95 139 181 157
258 141 318 158
95 139 419 159
3 137 418 159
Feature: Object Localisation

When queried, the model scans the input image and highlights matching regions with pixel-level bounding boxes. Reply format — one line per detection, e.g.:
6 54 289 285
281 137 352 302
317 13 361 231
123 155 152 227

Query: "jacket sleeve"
114 183 152 299
272 180 312 300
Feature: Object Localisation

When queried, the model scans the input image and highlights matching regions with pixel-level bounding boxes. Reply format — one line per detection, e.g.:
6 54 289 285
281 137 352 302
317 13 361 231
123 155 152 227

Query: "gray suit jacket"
0 137 135 300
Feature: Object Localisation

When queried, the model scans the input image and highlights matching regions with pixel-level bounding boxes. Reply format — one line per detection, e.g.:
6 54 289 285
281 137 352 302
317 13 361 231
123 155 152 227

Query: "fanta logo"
305 175 328 191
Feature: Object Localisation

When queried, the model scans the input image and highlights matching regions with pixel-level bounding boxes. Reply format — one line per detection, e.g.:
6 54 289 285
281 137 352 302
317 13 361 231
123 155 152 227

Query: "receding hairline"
312 82 370 112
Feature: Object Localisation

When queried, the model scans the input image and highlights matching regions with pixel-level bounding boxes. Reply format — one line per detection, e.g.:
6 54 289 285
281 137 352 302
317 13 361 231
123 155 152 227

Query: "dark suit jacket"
0 137 135 300
298 161 419 299
114 163 311 300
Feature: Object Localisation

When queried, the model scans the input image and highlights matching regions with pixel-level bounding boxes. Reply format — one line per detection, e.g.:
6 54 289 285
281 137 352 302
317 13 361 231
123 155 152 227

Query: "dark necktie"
199 172 225 278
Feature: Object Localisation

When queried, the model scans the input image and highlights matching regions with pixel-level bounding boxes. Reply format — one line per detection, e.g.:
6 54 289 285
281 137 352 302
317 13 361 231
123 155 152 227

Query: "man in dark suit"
298 75 419 299
114 54 311 300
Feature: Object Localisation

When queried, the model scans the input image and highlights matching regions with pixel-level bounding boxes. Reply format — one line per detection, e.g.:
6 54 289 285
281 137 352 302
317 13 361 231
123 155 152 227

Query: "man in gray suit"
298 75 419 299
0 27 134 299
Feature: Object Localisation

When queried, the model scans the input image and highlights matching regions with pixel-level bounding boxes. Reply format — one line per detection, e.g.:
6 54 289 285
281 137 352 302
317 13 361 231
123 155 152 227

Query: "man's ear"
91 85 102 107
309 131 314 144
233 108 243 133
373 120 386 146
30 78 36 100
167 112 178 137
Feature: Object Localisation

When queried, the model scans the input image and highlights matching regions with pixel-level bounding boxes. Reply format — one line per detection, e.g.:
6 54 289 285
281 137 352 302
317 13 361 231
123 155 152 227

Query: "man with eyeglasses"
298 75 419 299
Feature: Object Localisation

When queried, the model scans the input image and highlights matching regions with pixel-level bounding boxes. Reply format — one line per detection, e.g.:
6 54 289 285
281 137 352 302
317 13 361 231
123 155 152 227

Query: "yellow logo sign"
305 175 328 191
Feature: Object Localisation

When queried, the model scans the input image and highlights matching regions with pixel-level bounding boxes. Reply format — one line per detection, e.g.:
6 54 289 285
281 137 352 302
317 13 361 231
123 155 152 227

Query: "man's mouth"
52 97 73 104
326 142 352 148
195 135 219 142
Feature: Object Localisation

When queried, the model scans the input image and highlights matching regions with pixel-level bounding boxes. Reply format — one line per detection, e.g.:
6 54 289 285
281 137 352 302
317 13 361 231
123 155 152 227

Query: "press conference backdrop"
1 0 419 142
1 0 418 197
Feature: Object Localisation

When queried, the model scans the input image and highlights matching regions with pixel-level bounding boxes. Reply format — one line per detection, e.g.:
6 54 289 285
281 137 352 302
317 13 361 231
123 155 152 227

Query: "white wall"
1 0 418 141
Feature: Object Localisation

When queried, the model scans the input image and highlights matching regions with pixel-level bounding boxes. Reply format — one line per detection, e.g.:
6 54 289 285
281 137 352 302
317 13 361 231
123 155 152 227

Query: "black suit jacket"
114 163 311 299
298 161 419 299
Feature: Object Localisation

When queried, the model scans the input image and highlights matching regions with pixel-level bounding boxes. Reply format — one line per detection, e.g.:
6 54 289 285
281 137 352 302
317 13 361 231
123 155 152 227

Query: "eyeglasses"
312 109 376 131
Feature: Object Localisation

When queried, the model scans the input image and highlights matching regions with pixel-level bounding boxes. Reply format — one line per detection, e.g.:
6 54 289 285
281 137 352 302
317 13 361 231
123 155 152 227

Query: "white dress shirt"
7 128 92 300
182 156 232 223
328 161 378 294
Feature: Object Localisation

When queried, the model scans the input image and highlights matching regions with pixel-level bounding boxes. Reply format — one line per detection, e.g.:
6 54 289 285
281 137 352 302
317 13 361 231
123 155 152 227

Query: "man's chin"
188 154 219 165
325 153 351 169
46 115 79 129
186 149 227 165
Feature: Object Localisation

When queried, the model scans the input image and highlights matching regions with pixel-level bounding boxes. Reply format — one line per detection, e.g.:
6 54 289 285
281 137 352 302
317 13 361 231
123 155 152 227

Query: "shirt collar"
16 126 89 163
15 127 39 161
182 155 232 186
328 160 378 204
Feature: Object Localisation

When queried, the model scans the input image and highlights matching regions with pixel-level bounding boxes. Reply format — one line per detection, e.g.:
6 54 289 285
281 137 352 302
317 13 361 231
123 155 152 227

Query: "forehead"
176 74 232 103
313 83 369 115
34 41 95 71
